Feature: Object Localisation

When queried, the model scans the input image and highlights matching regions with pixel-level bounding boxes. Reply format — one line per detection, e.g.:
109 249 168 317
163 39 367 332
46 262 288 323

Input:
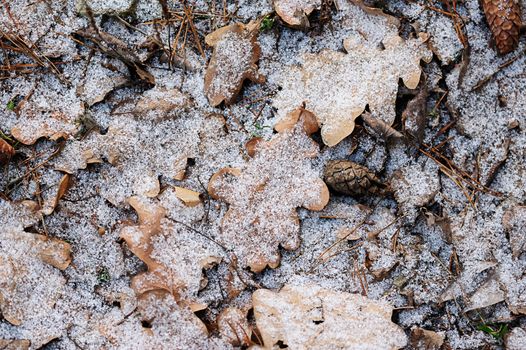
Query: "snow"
1 0 526 348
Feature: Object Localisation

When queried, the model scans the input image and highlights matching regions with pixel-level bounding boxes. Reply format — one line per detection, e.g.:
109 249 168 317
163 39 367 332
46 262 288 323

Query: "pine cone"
482 0 522 55
323 160 391 197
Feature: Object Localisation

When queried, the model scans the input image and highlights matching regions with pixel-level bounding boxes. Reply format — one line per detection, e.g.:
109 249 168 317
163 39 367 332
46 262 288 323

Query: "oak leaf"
208 113 329 272
0 230 71 325
98 290 230 349
252 284 407 349
274 0 321 28
54 116 198 205
204 21 265 106
274 33 431 146
120 195 221 304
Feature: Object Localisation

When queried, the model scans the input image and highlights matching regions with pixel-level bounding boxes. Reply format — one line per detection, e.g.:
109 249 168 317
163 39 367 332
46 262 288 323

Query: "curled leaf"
42 173 71 215
204 21 265 106
0 138 15 164
274 0 321 28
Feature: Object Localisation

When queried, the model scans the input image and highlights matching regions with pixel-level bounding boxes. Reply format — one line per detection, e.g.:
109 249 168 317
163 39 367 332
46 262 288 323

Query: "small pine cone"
323 160 390 197
482 0 522 55
0 138 15 164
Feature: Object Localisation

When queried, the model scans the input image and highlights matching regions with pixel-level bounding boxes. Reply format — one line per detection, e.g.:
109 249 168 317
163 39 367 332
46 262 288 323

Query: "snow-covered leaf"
204 21 265 106
274 30 431 146
208 114 329 272
274 0 321 28
252 284 407 349
120 195 222 304
54 115 198 205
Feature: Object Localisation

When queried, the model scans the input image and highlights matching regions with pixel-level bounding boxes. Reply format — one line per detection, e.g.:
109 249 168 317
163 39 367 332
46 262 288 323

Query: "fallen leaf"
76 56 128 106
362 111 404 140
42 173 71 215
54 116 198 205
218 307 252 347
505 327 526 350
0 339 31 350
0 227 71 325
98 290 230 348
172 186 201 207
208 113 329 272
392 160 440 223
0 138 15 164
273 8 431 146
252 284 407 349
120 196 221 303
464 275 505 312
274 0 321 28
204 21 265 106
502 205 526 259
401 83 429 144
410 327 445 350
133 87 190 115
11 112 72 145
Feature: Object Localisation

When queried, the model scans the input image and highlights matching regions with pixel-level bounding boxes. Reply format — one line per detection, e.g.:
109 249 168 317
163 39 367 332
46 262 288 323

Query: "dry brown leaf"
208 115 329 272
0 138 15 164
274 106 319 135
11 112 72 145
120 196 221 303
0 199 72 328
76 56 129 106
410 327 445 350
218 307 252 347
391 160 439 223
274 0 321 28
503 205 526 259
0 199 40 230
172 186 201 207
133 87 190 115
0 339 31 350
54 116 198 205
252 284 407 349
362 111 404 140
204 21 265 106
505 327 526 350
8 58 127 145
0 228 71 325
464 274 505 312
42 173 71 215
98 290 229 348
274 28 431 146
402 84 428 144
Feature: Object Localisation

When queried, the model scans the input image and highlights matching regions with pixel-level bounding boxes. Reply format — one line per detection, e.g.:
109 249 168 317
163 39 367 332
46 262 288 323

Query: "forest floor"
1 0 526 349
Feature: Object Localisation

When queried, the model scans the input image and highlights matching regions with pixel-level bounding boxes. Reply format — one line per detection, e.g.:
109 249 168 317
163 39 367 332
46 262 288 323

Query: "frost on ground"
1 0 526 349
